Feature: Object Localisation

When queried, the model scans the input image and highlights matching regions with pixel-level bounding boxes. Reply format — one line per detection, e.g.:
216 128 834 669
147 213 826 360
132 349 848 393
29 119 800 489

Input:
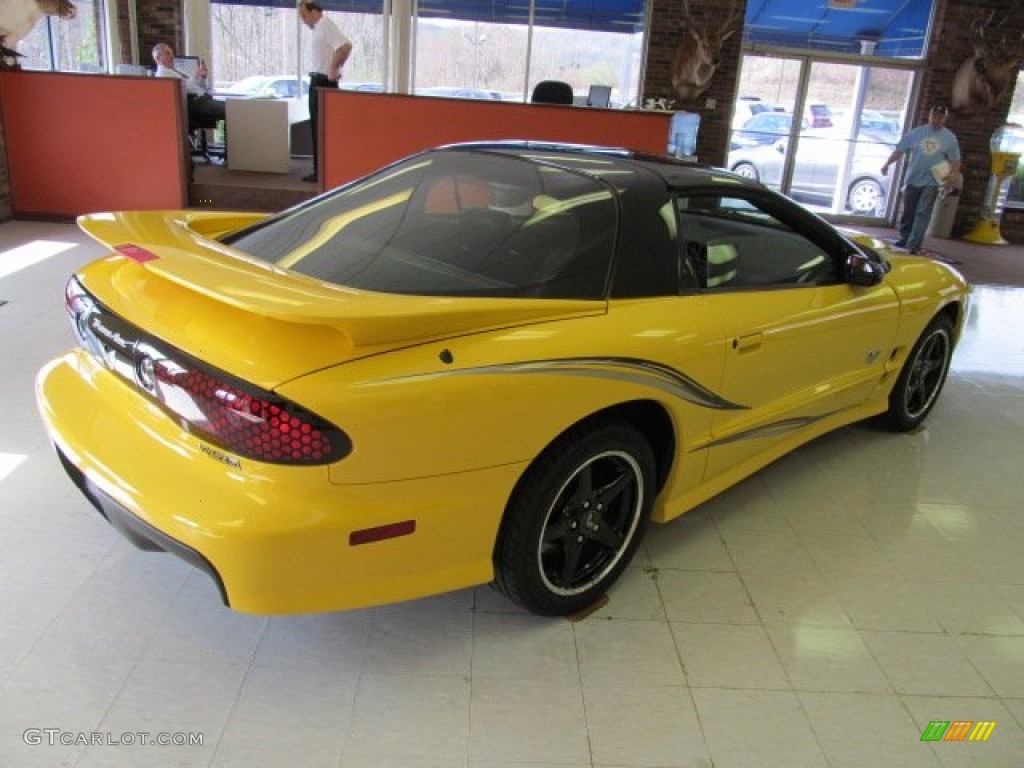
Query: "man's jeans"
899 184 939 252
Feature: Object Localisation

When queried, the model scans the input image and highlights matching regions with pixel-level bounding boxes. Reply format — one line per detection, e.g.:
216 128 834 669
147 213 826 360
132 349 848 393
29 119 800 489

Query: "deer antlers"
952 10 1024 113
670 0 742 103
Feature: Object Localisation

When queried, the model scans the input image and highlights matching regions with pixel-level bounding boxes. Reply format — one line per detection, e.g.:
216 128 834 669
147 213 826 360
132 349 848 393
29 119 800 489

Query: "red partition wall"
0 71 188 218
320 91 673 189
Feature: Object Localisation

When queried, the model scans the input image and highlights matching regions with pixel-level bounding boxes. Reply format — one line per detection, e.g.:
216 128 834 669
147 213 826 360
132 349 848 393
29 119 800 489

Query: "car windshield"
224 149 619 299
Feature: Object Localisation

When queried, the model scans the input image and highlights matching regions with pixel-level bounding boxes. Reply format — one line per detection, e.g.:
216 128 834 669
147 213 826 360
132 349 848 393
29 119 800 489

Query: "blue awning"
217 0 932 50
743 0 932 57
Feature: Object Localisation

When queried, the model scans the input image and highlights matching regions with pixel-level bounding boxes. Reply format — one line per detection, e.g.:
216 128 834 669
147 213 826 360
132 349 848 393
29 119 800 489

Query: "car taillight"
145 353 350 465
66 276 350 466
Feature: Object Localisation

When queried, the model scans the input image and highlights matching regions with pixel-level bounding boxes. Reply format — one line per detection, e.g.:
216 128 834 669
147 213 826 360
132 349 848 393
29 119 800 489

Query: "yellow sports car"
36 143 968 617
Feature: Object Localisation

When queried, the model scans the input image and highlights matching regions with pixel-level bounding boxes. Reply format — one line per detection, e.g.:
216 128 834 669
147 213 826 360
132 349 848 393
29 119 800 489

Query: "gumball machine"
963 123 1024 245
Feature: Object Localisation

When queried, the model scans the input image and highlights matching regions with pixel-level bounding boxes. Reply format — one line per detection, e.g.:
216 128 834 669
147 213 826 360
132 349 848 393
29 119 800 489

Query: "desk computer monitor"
174 56 200 79
587 84 612 108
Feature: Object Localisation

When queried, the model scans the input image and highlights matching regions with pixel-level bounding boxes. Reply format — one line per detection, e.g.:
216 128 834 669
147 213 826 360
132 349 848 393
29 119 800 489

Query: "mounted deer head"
670 0 741 103
952 11 1024 114
1 0 77 69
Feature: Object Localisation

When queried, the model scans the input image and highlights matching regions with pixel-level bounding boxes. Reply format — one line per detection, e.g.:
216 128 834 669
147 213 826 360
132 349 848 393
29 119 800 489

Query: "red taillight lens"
65 277 350 466
148 355 350 466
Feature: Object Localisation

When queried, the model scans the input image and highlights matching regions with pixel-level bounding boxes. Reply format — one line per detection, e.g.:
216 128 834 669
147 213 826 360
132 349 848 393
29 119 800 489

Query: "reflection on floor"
1 220 1023 767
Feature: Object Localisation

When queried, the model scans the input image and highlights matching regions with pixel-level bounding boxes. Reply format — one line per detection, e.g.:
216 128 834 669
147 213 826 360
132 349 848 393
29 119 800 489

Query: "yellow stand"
963 150 1021 245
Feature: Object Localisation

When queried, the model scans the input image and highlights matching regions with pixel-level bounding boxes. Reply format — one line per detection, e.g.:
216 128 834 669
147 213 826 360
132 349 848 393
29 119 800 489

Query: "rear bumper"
37 351 523 614
54 444 228 604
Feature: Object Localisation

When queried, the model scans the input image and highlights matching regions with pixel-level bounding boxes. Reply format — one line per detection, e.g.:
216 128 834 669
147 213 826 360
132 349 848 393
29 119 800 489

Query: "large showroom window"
14 0 108 72
410 1 646 105
205 1 647 107
209 3 385 89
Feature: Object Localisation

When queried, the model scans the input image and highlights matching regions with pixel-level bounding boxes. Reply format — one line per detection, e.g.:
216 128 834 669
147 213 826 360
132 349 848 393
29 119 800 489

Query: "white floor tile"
470 612 580 682
575 618 684 687
582 680 709 766
692 688 828 767
656 569 759 624
861 631 994 696
954 635 1024 698
469 677 589 764
344 672 470 761
671 621 790 690
212 664 357 767
766 626 890 692
799 692 941 767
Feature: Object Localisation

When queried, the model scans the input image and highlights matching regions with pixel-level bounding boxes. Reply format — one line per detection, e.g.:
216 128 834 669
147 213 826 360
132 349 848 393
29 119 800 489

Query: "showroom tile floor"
1 220 1022 767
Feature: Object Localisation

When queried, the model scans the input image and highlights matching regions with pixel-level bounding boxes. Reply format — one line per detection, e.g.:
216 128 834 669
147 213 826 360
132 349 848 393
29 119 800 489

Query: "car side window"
676 193 838 291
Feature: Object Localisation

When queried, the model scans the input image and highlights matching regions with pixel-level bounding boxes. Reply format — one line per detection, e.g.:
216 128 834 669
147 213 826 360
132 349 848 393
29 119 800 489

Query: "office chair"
530 80 574 105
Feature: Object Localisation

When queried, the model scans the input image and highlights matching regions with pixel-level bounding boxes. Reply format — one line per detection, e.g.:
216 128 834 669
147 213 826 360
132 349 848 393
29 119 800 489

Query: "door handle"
732 332 764 352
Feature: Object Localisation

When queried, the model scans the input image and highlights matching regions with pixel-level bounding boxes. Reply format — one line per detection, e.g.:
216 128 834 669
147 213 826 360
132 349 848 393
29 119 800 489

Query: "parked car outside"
728 130 895 215
805 103 834 128
730 96 774 131
416 86 503 100
37 143 966 618
218 75 309 99
860 111 902 143
730 111 804 149
340 82 385 92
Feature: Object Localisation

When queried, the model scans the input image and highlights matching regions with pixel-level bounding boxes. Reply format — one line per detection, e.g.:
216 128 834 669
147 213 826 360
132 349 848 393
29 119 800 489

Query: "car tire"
847 178 885 215
882 314 954 431
493 417 655 616
732 162 760 181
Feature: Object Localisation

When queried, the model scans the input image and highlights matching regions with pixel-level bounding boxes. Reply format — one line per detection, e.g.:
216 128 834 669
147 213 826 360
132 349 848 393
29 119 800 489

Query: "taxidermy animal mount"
1 1 77 70
951 11 1023 114
671 0 741 103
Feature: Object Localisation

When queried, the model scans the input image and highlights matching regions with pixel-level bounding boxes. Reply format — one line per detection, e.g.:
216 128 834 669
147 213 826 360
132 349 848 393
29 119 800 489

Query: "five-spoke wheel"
883 314 954 431
493 418 655 616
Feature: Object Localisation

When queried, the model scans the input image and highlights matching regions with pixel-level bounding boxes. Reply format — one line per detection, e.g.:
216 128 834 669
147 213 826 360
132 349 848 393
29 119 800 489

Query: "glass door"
727 55 803 196
729 54 915 222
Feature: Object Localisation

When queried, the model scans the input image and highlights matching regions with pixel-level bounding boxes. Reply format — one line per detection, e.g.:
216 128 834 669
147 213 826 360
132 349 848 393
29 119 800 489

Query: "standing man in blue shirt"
881 105 961 254
298 1 353 184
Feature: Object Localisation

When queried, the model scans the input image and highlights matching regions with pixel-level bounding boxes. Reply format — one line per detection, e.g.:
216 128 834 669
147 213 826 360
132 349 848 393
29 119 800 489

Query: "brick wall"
644 0 746 168
918 0 1023 239
136 2 183 65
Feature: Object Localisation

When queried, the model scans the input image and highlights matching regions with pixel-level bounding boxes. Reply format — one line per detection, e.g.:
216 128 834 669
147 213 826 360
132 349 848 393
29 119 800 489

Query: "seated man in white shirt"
152 42 226 130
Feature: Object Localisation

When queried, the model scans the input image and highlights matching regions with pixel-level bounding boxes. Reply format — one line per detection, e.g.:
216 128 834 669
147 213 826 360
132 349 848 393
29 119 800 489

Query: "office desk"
226 98 309 173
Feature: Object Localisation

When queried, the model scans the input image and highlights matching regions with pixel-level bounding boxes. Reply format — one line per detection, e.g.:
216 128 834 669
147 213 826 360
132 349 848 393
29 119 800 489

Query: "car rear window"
224 150 618 299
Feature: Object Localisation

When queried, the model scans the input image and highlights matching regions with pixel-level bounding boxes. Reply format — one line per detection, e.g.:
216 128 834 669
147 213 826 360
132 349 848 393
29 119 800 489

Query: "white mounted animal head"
952 11 1023 114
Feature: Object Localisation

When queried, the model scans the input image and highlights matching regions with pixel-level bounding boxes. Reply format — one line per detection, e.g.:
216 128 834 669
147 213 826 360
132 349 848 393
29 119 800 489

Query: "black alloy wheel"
493 418 655 616
883 314 954 431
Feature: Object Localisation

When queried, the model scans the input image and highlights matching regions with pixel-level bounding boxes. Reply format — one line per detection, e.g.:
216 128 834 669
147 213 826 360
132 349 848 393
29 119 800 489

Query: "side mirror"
846 252 885 287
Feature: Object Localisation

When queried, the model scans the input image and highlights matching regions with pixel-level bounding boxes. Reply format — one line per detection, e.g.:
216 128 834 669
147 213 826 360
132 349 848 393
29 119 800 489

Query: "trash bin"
927 182 961 239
